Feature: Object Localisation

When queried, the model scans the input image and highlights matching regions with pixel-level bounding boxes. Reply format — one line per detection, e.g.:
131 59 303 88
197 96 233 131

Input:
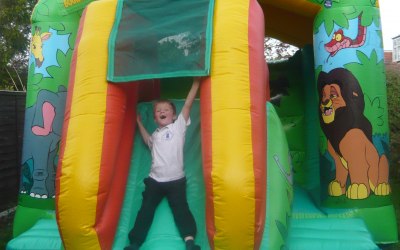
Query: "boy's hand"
193 76 202 86
137 114 142 124
182 77 202 122
193 76 201 82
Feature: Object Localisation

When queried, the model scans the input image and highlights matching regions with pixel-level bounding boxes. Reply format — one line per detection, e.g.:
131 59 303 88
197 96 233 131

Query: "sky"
379 0 400 50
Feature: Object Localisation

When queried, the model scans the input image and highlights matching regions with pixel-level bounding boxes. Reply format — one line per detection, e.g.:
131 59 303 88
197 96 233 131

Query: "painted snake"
325 15 366 56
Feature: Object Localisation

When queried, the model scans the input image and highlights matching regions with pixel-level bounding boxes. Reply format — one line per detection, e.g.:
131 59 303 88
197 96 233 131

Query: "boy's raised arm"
181 77 201 121
137 115 151 146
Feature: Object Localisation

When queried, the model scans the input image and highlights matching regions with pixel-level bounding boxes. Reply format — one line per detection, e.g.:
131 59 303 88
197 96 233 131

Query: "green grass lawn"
381 179 400 250
0 210 14 250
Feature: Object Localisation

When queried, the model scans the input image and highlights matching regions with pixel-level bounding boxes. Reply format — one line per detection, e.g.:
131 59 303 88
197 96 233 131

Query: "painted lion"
317 68 390 199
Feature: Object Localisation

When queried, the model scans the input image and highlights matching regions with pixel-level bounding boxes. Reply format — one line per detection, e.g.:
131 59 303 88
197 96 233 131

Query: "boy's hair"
153 99 176 115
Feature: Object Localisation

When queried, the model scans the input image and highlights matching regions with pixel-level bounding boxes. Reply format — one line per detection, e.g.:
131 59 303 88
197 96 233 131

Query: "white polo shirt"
147 113 190 182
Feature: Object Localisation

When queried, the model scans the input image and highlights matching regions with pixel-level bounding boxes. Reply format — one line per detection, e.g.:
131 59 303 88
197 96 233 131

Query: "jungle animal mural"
21 87 67 198
18 0 77 203
317 68 390 200
324 14 366 58
30 27 52 68
20 23 70 200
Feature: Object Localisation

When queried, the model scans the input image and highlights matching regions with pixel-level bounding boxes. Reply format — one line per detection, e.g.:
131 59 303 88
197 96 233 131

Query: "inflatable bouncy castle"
7 0 398 249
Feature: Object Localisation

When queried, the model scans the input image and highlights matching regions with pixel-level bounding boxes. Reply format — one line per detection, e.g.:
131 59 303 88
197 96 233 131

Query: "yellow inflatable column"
200 0 267 249
56 0 137 249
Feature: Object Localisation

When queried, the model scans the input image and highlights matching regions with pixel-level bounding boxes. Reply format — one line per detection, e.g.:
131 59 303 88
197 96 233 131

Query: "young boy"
125 77 201 250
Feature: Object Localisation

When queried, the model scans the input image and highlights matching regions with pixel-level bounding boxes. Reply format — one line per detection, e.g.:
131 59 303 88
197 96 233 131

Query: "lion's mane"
317 68 372 157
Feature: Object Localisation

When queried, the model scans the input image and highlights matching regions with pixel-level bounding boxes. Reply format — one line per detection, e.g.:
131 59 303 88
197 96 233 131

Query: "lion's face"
320 83 346 124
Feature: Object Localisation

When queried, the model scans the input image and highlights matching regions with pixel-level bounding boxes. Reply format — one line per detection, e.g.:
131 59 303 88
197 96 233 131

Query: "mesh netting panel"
108 0 214 82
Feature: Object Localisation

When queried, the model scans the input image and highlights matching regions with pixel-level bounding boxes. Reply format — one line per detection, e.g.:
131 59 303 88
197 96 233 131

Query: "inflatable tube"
313 1 397 243
260 102 293 250
13 0 90 237
56 0 138 249
200 0 266 248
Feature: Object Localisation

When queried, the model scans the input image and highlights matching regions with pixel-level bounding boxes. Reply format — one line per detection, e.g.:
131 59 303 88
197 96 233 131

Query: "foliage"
264 38 298 62
386 65 400 179
0 0 36 91
313 4 380 35
345 50 388 134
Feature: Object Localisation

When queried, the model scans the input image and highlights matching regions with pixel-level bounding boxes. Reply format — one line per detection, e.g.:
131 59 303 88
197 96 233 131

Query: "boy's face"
154 102 176 128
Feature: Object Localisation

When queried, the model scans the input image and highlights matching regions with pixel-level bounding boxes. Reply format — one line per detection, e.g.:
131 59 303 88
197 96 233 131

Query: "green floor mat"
286 187 379 250
6 219 61 250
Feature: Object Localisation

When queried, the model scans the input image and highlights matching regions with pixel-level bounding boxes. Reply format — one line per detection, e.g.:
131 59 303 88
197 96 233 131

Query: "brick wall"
384 51 393 63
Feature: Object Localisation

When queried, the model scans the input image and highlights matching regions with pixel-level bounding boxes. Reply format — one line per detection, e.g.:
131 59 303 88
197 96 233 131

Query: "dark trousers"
128 177 197 246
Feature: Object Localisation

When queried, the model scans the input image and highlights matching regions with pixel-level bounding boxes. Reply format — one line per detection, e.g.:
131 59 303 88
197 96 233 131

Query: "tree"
386 64 400 179
0 0 36 91
264 37 298 61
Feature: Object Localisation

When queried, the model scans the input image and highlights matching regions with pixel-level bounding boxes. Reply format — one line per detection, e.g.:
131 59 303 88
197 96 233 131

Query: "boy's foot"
186 239 200 250
124 243 140 250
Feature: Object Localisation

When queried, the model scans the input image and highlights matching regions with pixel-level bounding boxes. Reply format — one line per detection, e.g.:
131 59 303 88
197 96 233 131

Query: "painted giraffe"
30 26 52 68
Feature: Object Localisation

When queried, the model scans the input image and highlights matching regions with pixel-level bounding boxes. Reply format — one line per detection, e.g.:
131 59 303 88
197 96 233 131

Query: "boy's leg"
185 239 200 250
165 178 198 242
128 177 164 247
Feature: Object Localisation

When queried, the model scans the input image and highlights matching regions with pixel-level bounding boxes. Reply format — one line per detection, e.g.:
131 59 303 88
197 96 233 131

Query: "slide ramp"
112 100 209 250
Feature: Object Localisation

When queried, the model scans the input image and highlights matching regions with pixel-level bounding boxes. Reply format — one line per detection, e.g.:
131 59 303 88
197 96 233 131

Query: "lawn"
381 179 400 250
0 207 15 250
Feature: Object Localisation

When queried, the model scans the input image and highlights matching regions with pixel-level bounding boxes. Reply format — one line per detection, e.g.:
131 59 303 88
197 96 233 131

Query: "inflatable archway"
7 0 398 249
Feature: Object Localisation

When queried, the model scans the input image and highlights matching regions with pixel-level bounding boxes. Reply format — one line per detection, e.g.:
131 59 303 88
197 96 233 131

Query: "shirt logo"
162 131 174 141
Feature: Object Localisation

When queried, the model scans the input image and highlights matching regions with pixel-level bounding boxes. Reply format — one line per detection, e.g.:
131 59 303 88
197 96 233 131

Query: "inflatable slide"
7 0 398 249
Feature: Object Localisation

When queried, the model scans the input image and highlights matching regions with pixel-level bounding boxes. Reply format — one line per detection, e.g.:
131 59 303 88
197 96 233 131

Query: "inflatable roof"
260 0 320 46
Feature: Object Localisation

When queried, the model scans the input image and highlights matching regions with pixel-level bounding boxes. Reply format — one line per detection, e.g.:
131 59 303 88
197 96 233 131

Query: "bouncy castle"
7 0 398 249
